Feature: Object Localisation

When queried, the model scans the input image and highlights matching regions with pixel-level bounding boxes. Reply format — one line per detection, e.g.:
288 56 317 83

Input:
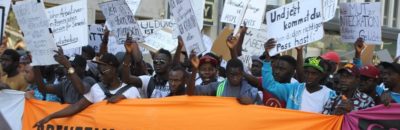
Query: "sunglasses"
153 60 166 65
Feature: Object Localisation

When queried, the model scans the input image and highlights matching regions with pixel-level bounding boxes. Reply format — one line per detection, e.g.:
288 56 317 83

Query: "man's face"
251 61 262 77
227 67 243 86
381 68 400 90
338 71 358 91
24 65 34 83
168 70 185 93
1 55 17 74
199 63 217 82
272 60 294 83
358 75 378 93
153 53 170 74
98 64 114 85
304 67 323 87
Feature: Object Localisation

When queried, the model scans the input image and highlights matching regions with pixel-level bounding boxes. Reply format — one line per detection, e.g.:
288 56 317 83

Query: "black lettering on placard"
270 1 300 23
283 8 320 30
358 119 400 130
42 124 115 130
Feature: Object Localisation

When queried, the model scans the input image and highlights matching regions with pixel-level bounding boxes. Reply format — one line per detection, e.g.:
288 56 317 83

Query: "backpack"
98 83 132 99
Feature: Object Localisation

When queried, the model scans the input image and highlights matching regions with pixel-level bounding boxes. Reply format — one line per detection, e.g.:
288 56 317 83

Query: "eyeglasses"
99 68 111 75
153 60 166 65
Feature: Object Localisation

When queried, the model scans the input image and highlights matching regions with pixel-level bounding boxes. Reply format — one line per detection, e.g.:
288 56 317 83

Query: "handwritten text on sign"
243 24 268 56
13 0 57 66
89 24 104 53
47 0 89 49
340 2 381 44
322 0 338 22
99 0 144 44
266 0 324 56
221 0 267 29
138 19 175 37
143 28 177 52
169 0 205 55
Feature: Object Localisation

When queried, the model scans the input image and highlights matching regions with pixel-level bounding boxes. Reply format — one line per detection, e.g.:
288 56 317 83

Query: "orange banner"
23 96 343 130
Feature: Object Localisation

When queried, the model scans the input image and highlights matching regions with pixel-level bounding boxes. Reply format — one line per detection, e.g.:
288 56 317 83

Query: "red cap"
321 51 341 64
200 55 218 67
338 63 359 76
359 65 380 79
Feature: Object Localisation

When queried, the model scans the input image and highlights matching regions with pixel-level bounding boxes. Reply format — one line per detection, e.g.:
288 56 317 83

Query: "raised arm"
353 37 365 68
187 51 199 96
54 47 87 95
121 34 143 87
33 67 60 96
236 25 248 57
33 97 92 128
295 46 305 82
99 27 110 56
172 36 184 65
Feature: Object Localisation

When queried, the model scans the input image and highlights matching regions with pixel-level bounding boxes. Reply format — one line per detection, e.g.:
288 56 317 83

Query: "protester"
167 65 187 96
250 56 262 77
34 47 96 104
0 49 28 91
379 62 400 103
358 65 381 104
24 65 60 102
262 39 336 113
33 53 141 128
322 63 375 115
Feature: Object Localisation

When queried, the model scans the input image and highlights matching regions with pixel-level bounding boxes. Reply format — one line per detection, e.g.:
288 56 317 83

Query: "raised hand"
264 38 276 53
190 50 200 69
53 46 70 67
178 36 184 48
124 33 134 54
226 35 238 49
354 37 365 58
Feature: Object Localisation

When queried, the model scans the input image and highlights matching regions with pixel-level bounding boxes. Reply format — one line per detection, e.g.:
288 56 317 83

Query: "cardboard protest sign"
99 0 144 44
47 0 89 49
126 0 141 15
89 24 104 53
322 0 338 22
137 19 175 37
191 0 205 30
0 0 10 34
340 2 381 44
211 26 233 61
13 0 57 66
141 28 177 52
221 0 267 29
376 49 393 63
397 33 400 57
266 0 324 56
169 0 206 55
243 24 268 56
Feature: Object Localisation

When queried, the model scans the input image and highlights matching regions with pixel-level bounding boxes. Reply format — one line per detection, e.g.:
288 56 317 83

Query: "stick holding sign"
340 2 382 45
13 0 57 66
265 0 324 56
169 0 206 55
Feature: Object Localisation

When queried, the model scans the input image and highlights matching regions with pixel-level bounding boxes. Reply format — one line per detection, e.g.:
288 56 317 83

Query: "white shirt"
84 83 141 103
300 85 332 113
139 75 171 98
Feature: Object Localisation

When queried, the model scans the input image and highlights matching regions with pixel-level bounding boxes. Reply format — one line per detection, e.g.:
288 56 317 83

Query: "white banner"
396 33 400 57
169 0 206 55
89 24 104 53
126 0 141 15
340 2 381 44
0 89 25 130
137 19 175 37
322 0 338 22
142 28 177 52
266 0 324 56
0 0 11 34
47 0 89 50
243 24 268 56
13 0 58 66
221 0 267 29
99 0 144 44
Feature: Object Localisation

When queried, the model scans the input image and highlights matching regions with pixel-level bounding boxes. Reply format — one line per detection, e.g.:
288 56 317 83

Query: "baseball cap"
304 57 325 72
321 51 340 64
199 55 218 67
93 53 120 68
69 55 87 68
379 62 400 74
338 63 359 76
359 65 380 79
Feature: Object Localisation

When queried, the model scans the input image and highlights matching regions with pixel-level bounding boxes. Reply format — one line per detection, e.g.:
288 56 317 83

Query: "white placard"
47 0 89 50
0 0 11 34
396 33 400 57
340 2 381 44
322 0 338 22
266 0 324 56
243 24 267 56
126 0 141 15
238 54 253 70
89 24 104 53
99 0 144 44
376 49 393 63
191 0 205 30
138 19 175 37
142 28 177 52
64 47 82 57
169 0 206 55
107 35 125 55
221 0 267 29
13 0 57 66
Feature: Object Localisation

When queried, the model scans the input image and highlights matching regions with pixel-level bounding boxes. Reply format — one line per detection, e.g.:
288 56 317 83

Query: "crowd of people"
0 25 399 128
